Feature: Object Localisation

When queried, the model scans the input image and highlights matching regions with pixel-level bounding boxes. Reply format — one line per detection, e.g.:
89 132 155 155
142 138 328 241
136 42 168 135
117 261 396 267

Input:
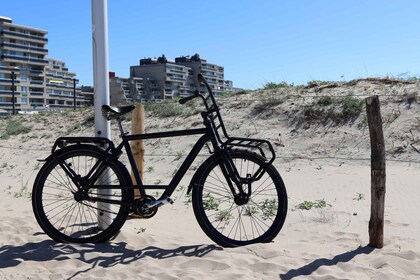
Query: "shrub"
263 81 290 90
1 119 33 139
296 199 332 210
317 96 334 106
304 95 363 124
145 101 185 117
341 96 364 119
81 115 95 126
306 80 333 88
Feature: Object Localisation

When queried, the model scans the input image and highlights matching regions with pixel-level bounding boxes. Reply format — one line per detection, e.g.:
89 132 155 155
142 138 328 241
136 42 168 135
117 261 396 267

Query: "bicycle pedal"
144 197 174 209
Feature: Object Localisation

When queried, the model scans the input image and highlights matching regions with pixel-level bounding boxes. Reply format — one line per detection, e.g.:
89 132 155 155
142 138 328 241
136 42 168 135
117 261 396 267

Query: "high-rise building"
126 54 233 103
0 16 92 112
175 54 226 94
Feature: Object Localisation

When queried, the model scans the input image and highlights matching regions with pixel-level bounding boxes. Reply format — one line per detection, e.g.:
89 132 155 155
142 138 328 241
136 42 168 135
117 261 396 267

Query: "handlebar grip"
179 95 196 104
179 90 200 104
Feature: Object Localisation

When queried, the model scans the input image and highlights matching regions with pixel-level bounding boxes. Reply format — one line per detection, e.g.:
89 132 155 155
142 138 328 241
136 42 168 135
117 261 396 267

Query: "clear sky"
2 0 420 89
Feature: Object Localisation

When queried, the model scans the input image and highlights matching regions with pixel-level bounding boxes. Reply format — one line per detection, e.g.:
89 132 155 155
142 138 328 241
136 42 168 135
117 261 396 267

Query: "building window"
21 97 27 104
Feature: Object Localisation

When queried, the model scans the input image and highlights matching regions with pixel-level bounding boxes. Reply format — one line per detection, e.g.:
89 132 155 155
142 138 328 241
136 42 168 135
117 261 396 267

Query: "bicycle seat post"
116 116 127 137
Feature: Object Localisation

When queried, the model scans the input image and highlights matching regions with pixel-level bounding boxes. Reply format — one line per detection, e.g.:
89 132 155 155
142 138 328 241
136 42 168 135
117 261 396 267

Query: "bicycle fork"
217 153 252 205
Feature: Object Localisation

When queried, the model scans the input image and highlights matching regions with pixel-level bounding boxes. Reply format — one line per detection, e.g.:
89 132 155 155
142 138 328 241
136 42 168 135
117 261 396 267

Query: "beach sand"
1 78 420 279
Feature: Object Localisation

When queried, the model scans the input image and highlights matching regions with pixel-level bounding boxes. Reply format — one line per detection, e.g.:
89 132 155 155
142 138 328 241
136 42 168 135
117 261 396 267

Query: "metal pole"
11 71 15 115
92 0 112 228
73 78 76 111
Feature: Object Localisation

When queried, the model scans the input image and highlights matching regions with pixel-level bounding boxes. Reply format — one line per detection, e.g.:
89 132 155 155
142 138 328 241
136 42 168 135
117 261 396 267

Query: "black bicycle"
32 74 287 247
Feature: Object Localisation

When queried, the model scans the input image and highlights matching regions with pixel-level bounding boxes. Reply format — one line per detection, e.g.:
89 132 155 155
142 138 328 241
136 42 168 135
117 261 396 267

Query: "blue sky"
2 0 420 89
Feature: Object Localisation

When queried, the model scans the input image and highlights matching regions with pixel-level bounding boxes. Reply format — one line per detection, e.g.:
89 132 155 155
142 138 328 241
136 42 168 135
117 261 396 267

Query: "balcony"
30 69 44 76
0 77 20 83
0 89 20 95
1 54 48 65
30 79 44 85
166 76 184 82
0 102 21 107
1 42 48 54
167 68 187 74
1 30 48 42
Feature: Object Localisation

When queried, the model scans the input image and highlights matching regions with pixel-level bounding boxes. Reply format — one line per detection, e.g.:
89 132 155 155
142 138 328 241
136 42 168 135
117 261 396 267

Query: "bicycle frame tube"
119 128 211 198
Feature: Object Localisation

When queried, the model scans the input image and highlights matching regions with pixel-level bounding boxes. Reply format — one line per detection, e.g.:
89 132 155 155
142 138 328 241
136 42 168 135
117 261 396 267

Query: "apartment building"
45 58 94 109
0 16 92 112
127 54 233 102
175 54 226 94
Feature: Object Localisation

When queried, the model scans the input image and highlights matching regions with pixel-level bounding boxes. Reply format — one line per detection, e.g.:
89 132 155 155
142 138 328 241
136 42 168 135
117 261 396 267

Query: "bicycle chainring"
134 195 158 218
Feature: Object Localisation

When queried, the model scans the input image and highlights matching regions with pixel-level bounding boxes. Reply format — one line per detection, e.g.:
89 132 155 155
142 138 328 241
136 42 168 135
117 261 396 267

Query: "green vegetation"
296 199 332 210
66 123 82 133
316 96 334 106
202 194 220 211
235 90 249 95
81 114 95 126
215 210 233 222
304 95 364 124
145 99 201 118
244 205 259 216
145 101 185 117
263 81 291 90
353 193 365 201
306 80 334 87
0 118 33 139
260 198 278 220
184 194 192 205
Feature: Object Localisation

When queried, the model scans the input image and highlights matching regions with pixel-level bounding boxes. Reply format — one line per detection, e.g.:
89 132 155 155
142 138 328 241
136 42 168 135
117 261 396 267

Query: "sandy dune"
1 78 420 279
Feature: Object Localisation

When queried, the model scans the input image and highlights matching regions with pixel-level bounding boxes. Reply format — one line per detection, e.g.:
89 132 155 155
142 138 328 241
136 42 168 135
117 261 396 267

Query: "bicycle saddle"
102 105 135 119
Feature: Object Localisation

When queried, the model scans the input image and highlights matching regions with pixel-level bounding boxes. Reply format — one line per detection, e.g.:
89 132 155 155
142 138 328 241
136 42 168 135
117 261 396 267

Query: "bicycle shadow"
0 238 222 278
279 245 375 279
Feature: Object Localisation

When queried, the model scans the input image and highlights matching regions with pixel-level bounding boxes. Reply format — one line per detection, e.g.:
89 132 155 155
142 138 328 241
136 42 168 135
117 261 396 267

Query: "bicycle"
32 74 288 247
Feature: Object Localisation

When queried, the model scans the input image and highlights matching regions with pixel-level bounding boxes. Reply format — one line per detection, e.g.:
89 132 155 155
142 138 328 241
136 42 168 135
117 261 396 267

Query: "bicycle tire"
191 151 287 247
32 145 133 243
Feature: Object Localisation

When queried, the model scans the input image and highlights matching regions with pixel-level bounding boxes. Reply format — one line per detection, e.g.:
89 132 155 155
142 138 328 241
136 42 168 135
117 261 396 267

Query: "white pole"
92 0 112 229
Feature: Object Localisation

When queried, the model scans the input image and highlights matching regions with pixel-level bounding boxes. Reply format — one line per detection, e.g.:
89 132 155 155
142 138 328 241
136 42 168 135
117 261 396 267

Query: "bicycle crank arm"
143 197 174 209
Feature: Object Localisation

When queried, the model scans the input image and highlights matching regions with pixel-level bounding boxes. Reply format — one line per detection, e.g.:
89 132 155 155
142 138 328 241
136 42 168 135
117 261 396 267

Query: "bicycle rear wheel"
32 145 133 243
192 151 287 247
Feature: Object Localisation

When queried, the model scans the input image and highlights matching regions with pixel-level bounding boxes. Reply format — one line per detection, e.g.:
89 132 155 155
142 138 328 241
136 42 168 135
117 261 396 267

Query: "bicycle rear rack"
51 137 116 153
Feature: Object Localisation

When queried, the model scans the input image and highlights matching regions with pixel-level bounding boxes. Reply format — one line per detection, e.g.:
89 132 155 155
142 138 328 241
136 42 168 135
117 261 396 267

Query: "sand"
1 78 420 279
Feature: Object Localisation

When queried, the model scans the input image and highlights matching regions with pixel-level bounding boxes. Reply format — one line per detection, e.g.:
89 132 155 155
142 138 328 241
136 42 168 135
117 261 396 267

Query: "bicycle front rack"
222 137 276 183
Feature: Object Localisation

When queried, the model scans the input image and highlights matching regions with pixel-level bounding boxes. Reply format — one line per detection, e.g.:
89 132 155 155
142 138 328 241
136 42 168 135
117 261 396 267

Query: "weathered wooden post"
131 103 145 199
365 95 386 249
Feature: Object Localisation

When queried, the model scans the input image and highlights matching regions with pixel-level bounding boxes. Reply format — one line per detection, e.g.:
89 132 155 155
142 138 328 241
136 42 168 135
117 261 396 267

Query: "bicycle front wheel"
32 145 133 243
192 151 287 247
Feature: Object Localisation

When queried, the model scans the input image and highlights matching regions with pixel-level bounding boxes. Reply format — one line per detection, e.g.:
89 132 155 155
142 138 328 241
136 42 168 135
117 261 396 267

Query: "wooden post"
365 95 386 249
131 104 145 199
